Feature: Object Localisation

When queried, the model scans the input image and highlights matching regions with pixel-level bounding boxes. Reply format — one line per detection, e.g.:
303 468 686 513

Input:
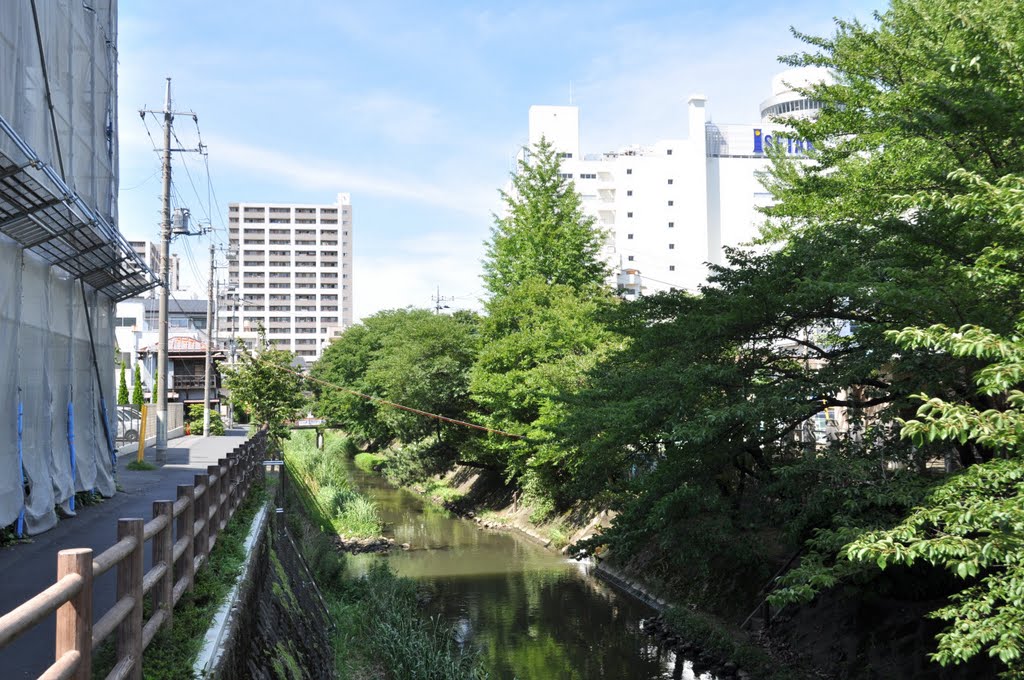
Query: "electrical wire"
249 352 524 440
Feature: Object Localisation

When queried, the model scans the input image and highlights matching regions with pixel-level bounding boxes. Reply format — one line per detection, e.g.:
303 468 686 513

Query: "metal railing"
0 430 268 680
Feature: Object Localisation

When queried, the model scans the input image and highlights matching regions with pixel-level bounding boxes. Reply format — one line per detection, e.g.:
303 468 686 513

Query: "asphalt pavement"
0 428 251 678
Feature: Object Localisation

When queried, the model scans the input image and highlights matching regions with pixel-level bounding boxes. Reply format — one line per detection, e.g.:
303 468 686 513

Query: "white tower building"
527 67 831 297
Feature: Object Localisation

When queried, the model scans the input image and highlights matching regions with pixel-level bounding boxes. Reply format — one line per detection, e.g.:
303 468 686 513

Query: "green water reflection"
344 460 715 680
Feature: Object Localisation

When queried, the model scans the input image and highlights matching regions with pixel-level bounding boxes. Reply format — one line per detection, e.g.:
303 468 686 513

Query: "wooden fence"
0 430 268 680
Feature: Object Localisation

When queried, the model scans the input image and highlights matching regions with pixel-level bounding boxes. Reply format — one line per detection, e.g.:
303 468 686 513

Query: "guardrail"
0 430 268 680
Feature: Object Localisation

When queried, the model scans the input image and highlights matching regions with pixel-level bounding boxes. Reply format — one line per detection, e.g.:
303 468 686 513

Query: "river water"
343 460 716 680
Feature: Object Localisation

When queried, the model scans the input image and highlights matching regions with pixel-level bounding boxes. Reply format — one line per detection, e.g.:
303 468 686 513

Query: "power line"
249 352 524 440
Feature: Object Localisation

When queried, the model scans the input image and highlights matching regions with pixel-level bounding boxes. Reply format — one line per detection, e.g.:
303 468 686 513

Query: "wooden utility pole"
155 78 173 455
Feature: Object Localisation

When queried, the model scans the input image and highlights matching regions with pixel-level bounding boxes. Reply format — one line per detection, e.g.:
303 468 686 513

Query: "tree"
219 330 305 441
313 309 481 449
472 139 618 506
363 309 480 444
117 361 129 405
131 363 144 408
150 367 158 404
560 0 1024 665
483 138 608 296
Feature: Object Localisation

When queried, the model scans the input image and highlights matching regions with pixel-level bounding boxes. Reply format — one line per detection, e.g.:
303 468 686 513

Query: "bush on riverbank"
285 430 382 538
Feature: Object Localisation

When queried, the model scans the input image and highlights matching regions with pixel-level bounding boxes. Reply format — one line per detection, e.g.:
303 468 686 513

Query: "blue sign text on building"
753 128 814 155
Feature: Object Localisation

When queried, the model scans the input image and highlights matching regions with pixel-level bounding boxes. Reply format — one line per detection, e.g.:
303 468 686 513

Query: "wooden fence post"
226 455 238 516
55 548 93 680
176 485 195 593
194 474 210 564
218 459 230 529
117 518 144 680
152 501 174 630
207 465 221 547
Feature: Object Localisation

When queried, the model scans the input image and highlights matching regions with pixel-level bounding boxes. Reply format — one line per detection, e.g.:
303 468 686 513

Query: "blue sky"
116 0 883 321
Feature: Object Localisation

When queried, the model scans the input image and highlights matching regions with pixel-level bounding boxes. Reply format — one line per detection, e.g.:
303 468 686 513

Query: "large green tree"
559 0 1024 670
312 309 481 448
219 330 305 441
471 139 618 506
483 138 608 296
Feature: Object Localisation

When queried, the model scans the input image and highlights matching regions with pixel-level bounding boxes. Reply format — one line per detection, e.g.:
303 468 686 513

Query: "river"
343 459 717 680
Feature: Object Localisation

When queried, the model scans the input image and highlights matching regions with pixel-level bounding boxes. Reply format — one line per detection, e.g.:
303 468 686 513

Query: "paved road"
0 429 251 678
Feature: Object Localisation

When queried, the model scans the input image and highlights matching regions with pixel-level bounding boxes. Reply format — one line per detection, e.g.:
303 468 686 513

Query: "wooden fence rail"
0 430 268 680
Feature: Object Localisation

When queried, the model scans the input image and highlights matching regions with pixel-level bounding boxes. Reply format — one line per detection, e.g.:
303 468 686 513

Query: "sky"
116 0 883 322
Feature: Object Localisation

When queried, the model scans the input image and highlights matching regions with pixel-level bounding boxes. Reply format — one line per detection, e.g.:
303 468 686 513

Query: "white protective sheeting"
0 240 117 535
0 1 121 534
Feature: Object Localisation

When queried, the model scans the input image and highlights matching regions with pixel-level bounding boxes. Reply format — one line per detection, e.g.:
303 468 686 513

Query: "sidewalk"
0 428 252 678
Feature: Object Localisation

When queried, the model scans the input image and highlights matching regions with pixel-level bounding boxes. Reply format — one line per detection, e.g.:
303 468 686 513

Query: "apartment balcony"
171 374 218 390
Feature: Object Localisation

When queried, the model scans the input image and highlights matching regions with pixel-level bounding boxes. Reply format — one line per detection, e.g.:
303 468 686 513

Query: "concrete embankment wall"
196 503 333 679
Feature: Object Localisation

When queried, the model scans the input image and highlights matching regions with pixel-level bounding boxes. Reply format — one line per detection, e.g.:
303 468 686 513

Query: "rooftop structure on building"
220 193 354 364
526 67 833 297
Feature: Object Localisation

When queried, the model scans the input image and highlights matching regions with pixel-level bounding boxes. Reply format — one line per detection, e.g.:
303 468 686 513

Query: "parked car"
116 408 141 443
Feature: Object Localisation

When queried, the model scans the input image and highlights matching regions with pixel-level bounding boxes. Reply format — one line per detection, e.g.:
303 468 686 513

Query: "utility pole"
432 285 453 314
202 242 214 436
140 77 204 456
155 78 173 456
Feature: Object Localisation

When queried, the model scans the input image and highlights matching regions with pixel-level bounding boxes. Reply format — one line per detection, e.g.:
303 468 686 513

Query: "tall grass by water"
283 442 489 679
284 430 382 537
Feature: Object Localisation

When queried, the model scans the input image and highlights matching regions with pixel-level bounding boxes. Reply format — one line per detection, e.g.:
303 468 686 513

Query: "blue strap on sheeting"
16 394 25 537
68 395 76 513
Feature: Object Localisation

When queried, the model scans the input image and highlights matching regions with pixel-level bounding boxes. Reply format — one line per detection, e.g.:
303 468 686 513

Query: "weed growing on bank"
92 483 266 679
285 430 382 537
283 445 489 679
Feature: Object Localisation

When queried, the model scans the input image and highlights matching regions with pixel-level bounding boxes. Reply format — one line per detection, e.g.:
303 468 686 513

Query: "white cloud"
206 135 494 216
352 230 487 321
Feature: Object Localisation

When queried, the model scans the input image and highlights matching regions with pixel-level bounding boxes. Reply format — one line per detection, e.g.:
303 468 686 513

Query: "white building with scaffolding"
0 3 157 535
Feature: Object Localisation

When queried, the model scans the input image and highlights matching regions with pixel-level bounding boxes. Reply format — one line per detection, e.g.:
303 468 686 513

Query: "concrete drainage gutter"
193 503 270 679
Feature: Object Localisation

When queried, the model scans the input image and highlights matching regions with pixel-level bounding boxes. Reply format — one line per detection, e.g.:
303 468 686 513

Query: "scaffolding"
0 1 158 535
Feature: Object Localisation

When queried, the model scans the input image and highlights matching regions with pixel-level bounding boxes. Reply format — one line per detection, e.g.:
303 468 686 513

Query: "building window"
667 149 673 155
669 265 676 271
627 255 634 261
626 190 633 196
559 173 573 180
668 222 675 228
559 152 573 159
667 179 674 185
626 168 632 175
627 234 634 240
668 200 674 206
627 212 633 218
668 243 675 249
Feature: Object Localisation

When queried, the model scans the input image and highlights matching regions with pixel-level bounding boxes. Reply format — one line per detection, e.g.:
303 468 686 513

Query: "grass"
126 459 157 471
421 478 466 506
353 451 386 472
91 483 266 679
284 465 489 679
285 430 383 538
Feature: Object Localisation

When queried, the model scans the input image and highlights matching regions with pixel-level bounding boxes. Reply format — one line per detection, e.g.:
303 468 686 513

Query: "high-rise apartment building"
527 67 831 297
129 240 180 296
221 193 353 362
